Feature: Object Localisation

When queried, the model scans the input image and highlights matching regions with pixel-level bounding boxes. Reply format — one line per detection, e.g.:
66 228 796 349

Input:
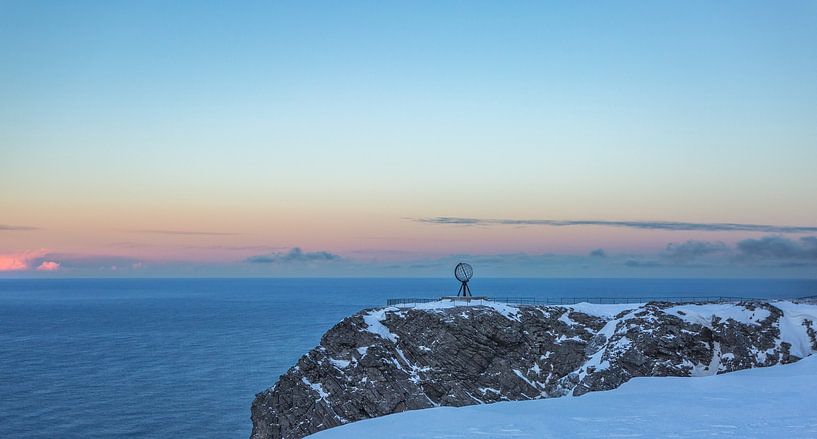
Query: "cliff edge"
251 300 817 439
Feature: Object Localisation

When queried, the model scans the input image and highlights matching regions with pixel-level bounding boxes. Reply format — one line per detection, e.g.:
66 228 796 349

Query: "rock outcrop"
250 300 817 439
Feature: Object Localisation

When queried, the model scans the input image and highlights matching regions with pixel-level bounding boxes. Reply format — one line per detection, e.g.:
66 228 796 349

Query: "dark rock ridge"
250 300 817 439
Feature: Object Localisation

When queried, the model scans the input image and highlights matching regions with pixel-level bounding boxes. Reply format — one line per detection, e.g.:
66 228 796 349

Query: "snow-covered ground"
309 354 817 438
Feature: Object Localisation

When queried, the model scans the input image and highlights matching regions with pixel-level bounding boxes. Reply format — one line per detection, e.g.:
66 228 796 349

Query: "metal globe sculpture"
454 262 473 297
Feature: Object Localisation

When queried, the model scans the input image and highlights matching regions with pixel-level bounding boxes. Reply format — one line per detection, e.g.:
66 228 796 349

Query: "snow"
512 369 540 394
528 363 541 375
362 307 399 343
393 345 430 383
665 303 772 326
555 334 584 343
568 311 635 386
301 377 330 401
392 299 522 321
557 311 577 326
566 302 642 318
329 358 351 369
691 340 722 377
309 355 817 438
478 387 500 396
773 301 817 358
390 299 645 322
663 301 816 360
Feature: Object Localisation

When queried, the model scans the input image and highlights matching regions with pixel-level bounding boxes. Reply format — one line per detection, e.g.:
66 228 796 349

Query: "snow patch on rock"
773 301 817 358
361 307 399 343
665 303 771 326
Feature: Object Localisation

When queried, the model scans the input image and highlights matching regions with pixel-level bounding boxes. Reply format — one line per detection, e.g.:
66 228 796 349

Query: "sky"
1 1 816 277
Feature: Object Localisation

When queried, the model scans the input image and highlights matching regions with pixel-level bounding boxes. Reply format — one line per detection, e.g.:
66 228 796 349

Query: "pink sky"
0 249 59 272
2 218 815 277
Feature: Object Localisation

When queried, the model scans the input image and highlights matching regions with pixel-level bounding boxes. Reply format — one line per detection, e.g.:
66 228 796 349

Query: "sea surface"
1 277 815 439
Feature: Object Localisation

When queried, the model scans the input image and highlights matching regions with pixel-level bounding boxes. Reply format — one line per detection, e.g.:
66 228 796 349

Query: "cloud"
132 229 240 236
0 256 30 271
23 253 146 273
589 249 607 258
625 236 817 268
625 259 662 268
244 247 341 264
414 217 817 234
663 240 728 262
0 249 49 271
36 261 61 271
0 224 38 231
736 236 817 261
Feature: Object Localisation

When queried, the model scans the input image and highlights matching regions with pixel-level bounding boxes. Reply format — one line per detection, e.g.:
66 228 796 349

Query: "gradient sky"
2 1 816 277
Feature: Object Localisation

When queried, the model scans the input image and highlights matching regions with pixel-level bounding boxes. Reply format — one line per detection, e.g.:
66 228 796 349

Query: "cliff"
250 300 817 439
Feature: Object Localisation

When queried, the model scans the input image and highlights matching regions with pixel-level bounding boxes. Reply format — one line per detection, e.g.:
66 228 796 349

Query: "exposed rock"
250 300 817 439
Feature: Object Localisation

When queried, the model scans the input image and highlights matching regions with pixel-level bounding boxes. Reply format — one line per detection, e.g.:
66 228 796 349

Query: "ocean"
1 278 815 439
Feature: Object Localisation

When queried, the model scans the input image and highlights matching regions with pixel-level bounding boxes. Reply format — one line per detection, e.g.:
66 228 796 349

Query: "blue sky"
1 1 816 277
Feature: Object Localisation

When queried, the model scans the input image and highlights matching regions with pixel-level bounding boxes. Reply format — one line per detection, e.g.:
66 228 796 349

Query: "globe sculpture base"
457 281 472 297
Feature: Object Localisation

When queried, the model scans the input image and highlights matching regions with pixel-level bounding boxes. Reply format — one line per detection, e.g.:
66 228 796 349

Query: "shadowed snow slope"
309 354 817 438
251 300 817 439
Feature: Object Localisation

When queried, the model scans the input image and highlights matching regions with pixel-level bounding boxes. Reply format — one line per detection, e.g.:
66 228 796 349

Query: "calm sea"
1 278 815 438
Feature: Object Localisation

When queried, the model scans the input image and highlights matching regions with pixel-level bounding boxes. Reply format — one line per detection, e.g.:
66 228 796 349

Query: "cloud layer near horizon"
245 247 341 264
0 249 60 272
2 236 815 277
0 224 38 231
737 236 817 261
415 217 817 234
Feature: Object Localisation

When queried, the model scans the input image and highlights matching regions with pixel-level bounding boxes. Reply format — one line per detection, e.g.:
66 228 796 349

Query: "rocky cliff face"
250 300 817 439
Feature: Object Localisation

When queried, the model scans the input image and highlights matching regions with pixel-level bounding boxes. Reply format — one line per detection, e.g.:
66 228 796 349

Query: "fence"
387 295 758 307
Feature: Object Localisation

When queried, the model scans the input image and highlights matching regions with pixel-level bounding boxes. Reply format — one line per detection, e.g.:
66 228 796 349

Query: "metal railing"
386 298 441 306
493 296 754 305
387 295 758 307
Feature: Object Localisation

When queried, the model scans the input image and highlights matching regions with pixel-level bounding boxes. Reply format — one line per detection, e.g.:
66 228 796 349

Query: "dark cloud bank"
663 240 728 262
245 247 341 264
623 236 817 269
736 236 817 261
